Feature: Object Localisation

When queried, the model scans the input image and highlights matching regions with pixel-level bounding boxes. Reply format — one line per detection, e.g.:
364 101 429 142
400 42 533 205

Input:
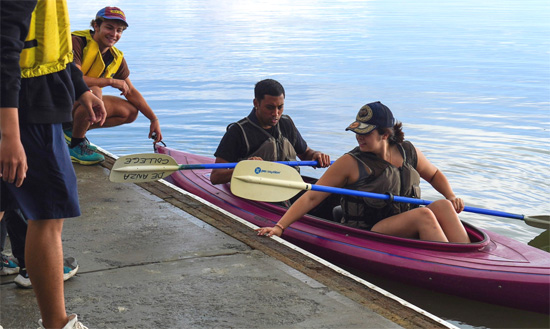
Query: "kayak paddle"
109 153 333 183
230 160 549 229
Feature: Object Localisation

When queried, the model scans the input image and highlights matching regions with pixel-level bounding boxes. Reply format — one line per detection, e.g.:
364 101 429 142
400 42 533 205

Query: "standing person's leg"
6 123 83 328
26 218 68 328
1 217 6 252
5 209 27 271
0 213 20 276
4 207 80 289
3 209 26 277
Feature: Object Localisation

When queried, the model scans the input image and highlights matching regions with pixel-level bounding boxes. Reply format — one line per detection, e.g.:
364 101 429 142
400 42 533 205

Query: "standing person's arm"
0 109 27 187
68 62 106 126
0 0 37 187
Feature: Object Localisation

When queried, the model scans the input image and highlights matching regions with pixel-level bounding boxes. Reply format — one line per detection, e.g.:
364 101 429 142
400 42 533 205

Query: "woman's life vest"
19 0 73 78
232 115 298 163
71 29 124 79
340 141 421 229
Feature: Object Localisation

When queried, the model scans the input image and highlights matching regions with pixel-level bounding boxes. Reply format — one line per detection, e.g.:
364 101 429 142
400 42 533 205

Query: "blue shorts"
1 123 80 220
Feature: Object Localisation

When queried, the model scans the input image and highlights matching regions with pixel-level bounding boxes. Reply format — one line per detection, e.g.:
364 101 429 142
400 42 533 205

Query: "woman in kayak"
256 101 470 243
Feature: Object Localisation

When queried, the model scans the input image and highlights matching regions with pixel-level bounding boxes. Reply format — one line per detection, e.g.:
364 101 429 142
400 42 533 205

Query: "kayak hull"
156 146 550 314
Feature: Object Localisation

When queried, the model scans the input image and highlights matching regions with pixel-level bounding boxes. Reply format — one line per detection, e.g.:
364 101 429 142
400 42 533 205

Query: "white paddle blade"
109 153 180 183
230 160 307 202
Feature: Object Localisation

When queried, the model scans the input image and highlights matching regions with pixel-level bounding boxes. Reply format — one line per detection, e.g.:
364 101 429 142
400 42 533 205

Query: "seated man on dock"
210 79 331 185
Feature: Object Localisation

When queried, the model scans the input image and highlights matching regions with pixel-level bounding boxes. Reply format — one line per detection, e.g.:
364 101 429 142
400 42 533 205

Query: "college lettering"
123 157 170 165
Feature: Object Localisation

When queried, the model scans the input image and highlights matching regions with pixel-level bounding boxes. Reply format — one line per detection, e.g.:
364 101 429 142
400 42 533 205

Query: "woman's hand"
255 225 283 237
447 197 464 213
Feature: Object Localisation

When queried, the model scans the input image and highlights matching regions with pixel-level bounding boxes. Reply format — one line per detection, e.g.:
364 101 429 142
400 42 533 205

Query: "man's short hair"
254 79 285 101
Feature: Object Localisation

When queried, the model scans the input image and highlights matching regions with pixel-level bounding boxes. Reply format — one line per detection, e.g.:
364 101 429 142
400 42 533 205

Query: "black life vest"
232 115 298 163
340 141 421 230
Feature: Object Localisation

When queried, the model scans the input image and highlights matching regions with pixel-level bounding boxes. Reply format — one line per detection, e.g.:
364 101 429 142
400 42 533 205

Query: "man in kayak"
256 101 470 243
1 1 106 327
210 79 331 185
65 6 163 165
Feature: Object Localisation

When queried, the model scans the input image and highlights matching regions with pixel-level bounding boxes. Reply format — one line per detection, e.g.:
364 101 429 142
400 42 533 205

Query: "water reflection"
529 229 549 252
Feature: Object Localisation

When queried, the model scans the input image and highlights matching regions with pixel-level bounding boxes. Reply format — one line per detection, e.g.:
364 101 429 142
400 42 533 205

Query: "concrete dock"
1 151 455 329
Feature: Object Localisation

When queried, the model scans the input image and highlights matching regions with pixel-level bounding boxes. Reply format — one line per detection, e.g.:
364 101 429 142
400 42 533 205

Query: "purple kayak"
156 145 550 314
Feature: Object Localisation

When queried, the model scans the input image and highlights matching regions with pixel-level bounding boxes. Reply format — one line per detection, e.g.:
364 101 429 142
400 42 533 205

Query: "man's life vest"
340 141 421 229
71 29 124 79
232 115 298 163
19 0 73 78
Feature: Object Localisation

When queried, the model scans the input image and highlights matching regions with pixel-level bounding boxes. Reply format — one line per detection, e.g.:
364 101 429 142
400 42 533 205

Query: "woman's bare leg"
372 207 449 242
427 200 470 243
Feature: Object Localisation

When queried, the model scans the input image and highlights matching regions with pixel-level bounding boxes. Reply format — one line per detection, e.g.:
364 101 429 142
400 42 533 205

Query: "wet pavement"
0 150 455 329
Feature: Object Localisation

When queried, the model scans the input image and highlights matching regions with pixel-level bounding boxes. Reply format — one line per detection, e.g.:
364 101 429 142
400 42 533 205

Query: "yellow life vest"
19 0 73 78
71 30 124 79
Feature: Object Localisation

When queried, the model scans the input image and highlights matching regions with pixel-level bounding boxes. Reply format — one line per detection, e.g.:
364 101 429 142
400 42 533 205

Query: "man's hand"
78 91 106 126
312 151 331 167
149 119 162 143
111 79 130 96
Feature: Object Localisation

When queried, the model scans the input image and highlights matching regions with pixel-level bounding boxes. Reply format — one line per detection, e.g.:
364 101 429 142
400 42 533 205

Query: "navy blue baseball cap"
346 101 395 134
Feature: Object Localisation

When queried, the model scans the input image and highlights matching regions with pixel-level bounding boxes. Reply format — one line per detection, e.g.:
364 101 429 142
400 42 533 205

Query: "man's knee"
27 219 64 236
90 86 102 97
125 107 139 123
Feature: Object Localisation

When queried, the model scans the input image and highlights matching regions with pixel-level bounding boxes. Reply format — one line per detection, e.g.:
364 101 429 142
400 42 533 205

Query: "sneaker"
63 257 79 281
14 268 31 288
63 129 97 151
0 254 19 276
38 314 88 329
15 257 79 289
69 140 104 165
63 128 72 144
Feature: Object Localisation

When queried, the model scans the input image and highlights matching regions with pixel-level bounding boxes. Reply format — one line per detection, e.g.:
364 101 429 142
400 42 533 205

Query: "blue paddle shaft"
179 160 334 170
308 185 525 220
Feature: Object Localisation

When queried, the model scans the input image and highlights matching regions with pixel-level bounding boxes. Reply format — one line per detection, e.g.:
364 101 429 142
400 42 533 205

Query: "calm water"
68 1 549 328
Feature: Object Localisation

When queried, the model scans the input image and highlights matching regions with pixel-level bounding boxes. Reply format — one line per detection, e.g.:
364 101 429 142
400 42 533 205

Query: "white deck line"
102 148 457 329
